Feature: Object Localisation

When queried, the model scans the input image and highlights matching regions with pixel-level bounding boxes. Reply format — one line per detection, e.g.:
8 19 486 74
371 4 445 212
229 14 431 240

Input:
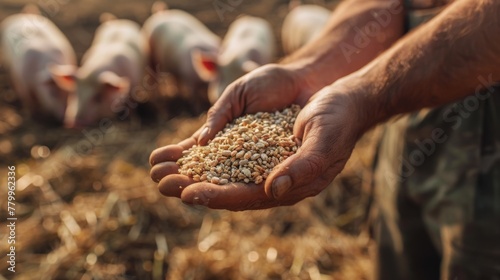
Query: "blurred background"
0 0 380 279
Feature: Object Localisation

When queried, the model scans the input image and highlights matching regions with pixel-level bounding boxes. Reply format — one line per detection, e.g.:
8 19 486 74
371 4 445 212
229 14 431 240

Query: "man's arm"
194 0 407 143
349 0 500 129
261 0 500 204
284 0 405 95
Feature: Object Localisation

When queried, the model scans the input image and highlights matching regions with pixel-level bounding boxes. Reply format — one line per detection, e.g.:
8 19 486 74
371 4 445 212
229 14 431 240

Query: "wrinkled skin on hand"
150 66 364 211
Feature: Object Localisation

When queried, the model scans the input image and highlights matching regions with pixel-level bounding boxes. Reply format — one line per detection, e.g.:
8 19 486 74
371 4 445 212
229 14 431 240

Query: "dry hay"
0 109 377 279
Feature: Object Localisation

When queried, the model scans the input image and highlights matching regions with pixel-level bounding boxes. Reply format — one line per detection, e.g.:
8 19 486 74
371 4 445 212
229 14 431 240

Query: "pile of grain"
177 105 301 185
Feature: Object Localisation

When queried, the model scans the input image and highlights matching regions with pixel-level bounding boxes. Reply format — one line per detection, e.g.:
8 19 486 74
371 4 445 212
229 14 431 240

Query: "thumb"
264 135 336 201
198 82 245 145
264 107 351 201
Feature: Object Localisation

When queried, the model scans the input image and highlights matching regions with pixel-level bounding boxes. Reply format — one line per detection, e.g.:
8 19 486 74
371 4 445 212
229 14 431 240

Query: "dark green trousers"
372 92 500 280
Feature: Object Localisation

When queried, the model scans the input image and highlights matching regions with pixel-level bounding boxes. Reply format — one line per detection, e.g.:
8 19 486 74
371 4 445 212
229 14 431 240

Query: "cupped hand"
150 69 369 211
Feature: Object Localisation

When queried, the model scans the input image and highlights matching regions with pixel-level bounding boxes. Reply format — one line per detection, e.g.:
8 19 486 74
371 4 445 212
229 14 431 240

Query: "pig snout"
65 72 132 127
46 64 77 123
70 19 144 126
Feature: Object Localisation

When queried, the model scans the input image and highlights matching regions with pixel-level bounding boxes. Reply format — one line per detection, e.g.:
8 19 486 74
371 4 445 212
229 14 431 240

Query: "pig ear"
192 49 218 82
289 0 302 11
22 4 40 14
99 12 117 23
48 64 77 92
152 1 168 13
242 60 261 73
98 71 130 96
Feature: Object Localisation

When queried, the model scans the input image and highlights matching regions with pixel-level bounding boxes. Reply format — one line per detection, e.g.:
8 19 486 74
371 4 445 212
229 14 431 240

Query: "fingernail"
200 126 210 142
272 175 292 199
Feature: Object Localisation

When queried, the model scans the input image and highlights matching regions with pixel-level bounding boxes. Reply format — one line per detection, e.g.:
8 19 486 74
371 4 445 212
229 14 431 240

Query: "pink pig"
1 7 77 123
203 15 275 104
281 4 331 55
142 3 220 109
64 17 146 128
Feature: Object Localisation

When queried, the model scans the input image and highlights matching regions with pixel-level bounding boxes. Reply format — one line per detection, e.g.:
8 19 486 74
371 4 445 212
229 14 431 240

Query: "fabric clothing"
371 1 500 279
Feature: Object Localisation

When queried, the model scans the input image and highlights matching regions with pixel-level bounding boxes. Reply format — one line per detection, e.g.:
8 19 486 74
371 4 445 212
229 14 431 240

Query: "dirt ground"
0 0 380 279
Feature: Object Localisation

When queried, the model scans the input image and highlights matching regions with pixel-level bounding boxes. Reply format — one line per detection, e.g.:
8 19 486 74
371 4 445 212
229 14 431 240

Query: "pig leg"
184 81 210 116
3 52 39 118
8 69 39 117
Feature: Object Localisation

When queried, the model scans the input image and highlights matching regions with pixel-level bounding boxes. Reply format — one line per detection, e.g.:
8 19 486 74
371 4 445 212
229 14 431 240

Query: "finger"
180 182 280 211
150 162 180 183
198 82 243 145
149 145 184 166
150 126 206 167
157 174 195 198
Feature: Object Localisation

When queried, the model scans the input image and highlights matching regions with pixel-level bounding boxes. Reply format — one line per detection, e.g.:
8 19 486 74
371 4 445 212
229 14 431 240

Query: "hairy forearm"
283 0 405 94
352 0 500 128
